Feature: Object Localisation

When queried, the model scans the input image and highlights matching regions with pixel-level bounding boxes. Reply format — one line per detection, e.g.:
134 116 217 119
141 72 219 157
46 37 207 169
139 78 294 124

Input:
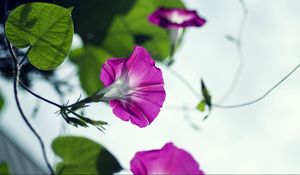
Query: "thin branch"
182 105 200 131
164 65 201 100
164 105 196 111
19 77 107 131
19 81 63 109
218 0 248 104
213 63 300 108
6 38 55 175
166 29 184 66
19 46 32 67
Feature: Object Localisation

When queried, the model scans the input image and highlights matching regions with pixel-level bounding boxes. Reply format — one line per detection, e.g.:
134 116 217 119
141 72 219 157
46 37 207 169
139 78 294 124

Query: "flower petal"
126 46 165 91
130 142 205 174
130 149 160 174
109 100 131 121
126 46 155 85
132 85 166 107
109 95 162 128
109 99 151 127
157 143 204 174
100 58 127 87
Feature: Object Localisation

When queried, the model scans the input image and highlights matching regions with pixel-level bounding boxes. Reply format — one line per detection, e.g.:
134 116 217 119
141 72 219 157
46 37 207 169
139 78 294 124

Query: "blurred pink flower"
130 142 205 174
148 8 206 29
100 46 166 128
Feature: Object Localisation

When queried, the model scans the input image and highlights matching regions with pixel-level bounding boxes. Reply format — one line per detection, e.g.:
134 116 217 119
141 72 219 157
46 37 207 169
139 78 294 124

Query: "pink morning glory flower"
148 8 206 29
130 142 205 175
99 46 166 128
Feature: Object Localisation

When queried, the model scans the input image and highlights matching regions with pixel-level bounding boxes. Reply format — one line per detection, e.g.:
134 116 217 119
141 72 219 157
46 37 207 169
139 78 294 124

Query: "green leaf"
200 79 212 120
52 136 122 175
5 2 74 70
0 90 4 112
69 46 112 95
201 79 212 108
196 100 206 112
0 162 10 174
57 0 185 61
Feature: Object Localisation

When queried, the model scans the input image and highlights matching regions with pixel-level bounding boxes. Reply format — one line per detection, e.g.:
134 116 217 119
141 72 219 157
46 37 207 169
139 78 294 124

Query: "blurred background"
1 0 300 174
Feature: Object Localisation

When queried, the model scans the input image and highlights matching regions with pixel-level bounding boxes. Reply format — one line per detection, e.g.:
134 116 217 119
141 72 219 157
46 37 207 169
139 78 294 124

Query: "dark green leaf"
201 79 212 108
57 0 185 61
200 79 212 120
58 0 184 94
52 136 122 175
196 100 206 112
5 2 74 70
0 162 10 174
69 46 112 95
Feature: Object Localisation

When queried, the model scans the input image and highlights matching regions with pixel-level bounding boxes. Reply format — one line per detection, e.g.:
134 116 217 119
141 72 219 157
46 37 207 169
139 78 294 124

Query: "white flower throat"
100 77 133 101
167 11 191 24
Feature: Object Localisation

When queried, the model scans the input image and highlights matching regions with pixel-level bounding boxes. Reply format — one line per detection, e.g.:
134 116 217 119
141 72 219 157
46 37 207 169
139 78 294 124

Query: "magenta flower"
130 142 205 175
148 8 206 29
100 46 166 128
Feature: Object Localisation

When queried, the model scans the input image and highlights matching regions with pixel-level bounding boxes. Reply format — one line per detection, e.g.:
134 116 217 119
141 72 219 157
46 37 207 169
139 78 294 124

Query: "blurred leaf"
196 100 206 112
0 162 10 174
69 46 112 95
0 90 4 112
65 0 184 94
99 17 135 58
56 0 135 46
67 117 88 128
57 0 185 61
52 136 122 175
224 34 237 43
5 2 74 70
76 116 107 128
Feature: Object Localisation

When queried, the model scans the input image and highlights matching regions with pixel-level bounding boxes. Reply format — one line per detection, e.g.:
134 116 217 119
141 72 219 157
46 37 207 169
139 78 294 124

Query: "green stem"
6 38 55 175
214 63 300 108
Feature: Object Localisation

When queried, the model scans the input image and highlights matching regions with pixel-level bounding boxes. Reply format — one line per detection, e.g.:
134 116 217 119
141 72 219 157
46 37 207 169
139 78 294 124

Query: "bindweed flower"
99 46 166 128
148 8 206 65
148 8 206 29
130 142 205 175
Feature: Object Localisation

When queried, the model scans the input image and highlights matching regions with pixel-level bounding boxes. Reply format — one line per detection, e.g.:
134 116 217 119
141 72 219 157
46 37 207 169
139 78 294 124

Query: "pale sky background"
1 0 300 174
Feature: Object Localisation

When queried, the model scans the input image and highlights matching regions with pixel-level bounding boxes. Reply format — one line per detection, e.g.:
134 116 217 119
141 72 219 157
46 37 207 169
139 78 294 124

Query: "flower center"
167 11 191 24
101 77 133 100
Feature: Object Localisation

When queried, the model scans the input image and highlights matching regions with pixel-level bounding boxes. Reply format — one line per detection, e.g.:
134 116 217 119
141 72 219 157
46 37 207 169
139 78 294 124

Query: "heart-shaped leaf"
5 2 74 70
52 136 122 175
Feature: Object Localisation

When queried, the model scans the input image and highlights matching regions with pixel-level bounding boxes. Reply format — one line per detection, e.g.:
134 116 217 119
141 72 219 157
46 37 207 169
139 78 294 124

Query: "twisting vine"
2 0 54 173
218 0 248 104
213 63 300 108
5 38 55 175
163 0 300 115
